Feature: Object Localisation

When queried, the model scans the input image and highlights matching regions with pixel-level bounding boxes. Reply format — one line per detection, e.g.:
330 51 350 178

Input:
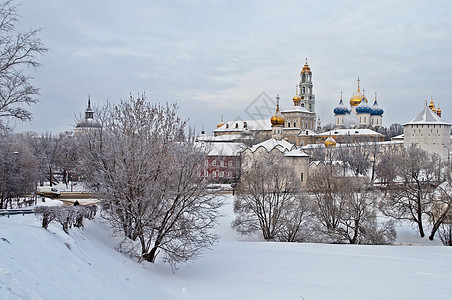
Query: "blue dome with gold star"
370 99 384 115
356 98 372 114
333 99 350 115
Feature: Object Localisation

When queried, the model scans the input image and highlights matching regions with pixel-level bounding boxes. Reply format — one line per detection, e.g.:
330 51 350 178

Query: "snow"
405 105 450 125
248 138 295 153
1 194 452 299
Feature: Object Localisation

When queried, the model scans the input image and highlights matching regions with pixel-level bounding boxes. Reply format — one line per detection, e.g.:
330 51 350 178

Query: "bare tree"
0 0 47 124
0 131 38 208
54 131 78 188
385 123 403 140
428 181 452 240
380 146 438 238
78 95 222 270
308 161 395 244
232 152 312 242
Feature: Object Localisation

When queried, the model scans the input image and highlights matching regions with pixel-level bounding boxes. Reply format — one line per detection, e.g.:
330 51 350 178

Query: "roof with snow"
213 119 272 133
248 138 295 153
284 148 309 157
196 142 244 156
316 128 384 137
404 105 451 126
281 106 312 114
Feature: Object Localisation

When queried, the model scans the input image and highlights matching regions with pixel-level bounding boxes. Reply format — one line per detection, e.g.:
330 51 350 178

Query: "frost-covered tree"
308 162 395 244
0 0 47 125
380 146 439 238
0 131 38 208
233 153 313 242
78 95 222 269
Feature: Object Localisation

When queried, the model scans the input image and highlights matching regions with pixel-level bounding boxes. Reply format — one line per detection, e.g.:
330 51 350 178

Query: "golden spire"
216 114 224 128
293 84 301 104
437 103 442 117
357 77 360 93
429 96 436 112
271 94 285 126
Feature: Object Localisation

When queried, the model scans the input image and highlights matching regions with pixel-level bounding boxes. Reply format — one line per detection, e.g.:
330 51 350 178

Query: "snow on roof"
316 128 384 137
197 134 243 142
281 106 312 114
213 119 272 132
284 148 309 157
248 138 295 153
391 134 404 140
298 129 316 136
196 142 244 156
404 105 451 126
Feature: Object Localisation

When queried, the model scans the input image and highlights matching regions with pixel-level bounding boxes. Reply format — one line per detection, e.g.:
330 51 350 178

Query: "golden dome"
271 95 285 126
293 85 301 104
350 77 365 106
301 58 311 74
324 134 337 147
217 114 224 128
437 105 442 117
428 97 435 111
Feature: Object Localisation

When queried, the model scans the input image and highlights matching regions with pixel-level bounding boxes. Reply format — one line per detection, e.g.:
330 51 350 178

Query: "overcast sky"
12 0 452 134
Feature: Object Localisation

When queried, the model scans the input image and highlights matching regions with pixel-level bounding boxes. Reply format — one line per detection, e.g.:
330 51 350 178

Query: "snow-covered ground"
1 194 452 300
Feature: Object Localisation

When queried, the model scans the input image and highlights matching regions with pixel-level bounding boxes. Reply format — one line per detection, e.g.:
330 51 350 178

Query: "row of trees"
233 144 452 245
0 130 80 208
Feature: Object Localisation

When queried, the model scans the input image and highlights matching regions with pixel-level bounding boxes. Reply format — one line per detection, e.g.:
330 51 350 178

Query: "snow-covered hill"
1 195 452 300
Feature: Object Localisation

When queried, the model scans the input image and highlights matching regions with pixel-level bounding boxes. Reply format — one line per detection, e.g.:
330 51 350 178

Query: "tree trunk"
417 220 425 238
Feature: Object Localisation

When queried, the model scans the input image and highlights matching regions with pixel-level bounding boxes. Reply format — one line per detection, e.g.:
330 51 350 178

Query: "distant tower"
74 96 101 135
404 101 450 161
270 94 285 140
299 58 315 113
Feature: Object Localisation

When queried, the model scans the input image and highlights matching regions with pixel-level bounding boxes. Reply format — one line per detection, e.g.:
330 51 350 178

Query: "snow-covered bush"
35 205 97 233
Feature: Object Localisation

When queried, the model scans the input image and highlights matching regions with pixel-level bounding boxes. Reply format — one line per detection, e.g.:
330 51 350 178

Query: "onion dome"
270 95 285 126
356 97 372 114
437 104 442 118
333 92 350 115
301 58 311 74
293 85 301 105
370 93 384 115
217 114 224 128
429 97 436 112
324 134 337 147
350 77 364 106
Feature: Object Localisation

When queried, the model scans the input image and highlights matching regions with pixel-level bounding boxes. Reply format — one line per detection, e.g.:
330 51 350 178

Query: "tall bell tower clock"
299 58 316 113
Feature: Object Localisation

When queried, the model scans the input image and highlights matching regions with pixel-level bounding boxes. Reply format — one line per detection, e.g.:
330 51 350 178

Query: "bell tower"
299 58 315 113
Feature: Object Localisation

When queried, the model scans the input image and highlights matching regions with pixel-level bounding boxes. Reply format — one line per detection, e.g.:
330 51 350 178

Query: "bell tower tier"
299 58 315 113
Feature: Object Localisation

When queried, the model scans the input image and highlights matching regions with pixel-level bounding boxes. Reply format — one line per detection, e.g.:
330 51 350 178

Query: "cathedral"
333 78 384 129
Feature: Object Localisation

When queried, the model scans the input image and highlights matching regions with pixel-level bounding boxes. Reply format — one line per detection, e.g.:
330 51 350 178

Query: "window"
243 122 247 128
220 161 224 167
301 173 304 183
293 122 296 127
212 160 216 166
220 171 224 177
228 161 232 167
212 171 217 177
235 123 238 128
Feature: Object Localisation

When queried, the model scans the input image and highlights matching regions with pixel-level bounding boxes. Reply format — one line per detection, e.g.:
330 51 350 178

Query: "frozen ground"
1 194 451 300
